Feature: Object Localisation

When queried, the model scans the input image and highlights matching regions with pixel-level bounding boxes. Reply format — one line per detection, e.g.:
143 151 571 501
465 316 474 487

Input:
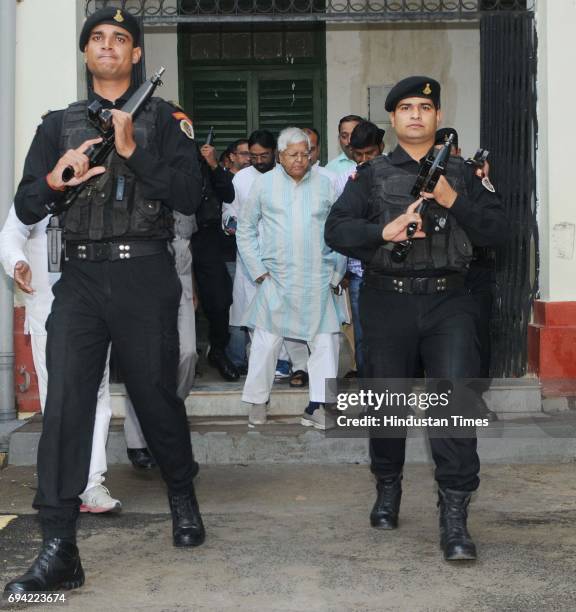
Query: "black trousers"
360 284 481 492
191 225 233 350
466 261 495 378
35 251 197 538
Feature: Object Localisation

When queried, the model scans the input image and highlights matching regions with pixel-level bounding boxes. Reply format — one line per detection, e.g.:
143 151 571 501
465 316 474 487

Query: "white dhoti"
242 327 339 405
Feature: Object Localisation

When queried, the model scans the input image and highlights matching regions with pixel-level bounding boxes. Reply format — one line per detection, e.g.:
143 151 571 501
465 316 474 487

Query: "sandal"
289 370 309 388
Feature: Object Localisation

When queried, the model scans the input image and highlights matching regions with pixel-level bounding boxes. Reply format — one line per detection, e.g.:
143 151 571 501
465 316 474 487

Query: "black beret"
435 127 459 149
385 76 441 112
79 7 141 52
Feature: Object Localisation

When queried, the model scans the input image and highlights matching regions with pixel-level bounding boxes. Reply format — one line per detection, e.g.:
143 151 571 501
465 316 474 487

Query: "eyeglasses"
282 152 311 161
249 152 273 162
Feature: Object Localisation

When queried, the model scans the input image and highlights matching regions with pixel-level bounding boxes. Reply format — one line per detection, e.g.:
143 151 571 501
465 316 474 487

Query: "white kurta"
0 207 57 335
223 165 263 327
236 165 347 341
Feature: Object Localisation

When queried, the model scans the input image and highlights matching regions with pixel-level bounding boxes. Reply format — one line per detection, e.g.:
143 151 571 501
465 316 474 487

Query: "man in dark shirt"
192 141 238 381
325 76 508 562
4 8 205 596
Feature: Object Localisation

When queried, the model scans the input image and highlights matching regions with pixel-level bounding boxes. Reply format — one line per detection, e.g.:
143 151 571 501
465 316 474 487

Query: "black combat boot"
169 487 206 548
3 538 84 595
370 476 402 529
438 488 477 561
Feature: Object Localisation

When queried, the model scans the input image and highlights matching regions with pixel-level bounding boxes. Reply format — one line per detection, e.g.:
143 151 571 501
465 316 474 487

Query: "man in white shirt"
325 114 364 176
223 130 277 373
333 121 385 377
0 205 121 513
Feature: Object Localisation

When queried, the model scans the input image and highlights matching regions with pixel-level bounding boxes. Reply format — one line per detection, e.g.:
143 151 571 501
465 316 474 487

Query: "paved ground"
0 463 576 612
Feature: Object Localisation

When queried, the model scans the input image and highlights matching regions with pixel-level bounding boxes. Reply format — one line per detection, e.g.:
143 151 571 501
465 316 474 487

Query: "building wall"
143 27 180 105
326 23 480 159
536 0 576 302
15 0 79 186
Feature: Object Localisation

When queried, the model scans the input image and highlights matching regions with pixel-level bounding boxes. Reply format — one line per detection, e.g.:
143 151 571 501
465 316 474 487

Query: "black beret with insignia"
79 7 141 52
385 76 441 112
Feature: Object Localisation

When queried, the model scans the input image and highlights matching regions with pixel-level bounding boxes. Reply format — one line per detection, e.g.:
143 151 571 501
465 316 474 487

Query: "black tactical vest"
365 155 473 274
59 98 173 242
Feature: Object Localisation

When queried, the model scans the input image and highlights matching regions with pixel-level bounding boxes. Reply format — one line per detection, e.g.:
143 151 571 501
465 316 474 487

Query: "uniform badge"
114 10 125 23
180 119 194 140
482 176 496 193
172 111 192 123
423 83 432 95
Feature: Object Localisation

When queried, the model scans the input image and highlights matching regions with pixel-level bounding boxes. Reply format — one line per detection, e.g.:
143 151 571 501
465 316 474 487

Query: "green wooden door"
182 71 250 151
181 67 323 152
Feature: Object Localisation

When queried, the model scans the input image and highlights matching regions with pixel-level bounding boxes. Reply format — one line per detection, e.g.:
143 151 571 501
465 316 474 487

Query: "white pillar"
536 0 576 302
0 0 17 423
15 0 79 184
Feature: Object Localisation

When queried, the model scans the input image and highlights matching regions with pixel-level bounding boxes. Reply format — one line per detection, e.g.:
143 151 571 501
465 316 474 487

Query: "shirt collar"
338 151 353 163
88 85 135 108
388 145 419 165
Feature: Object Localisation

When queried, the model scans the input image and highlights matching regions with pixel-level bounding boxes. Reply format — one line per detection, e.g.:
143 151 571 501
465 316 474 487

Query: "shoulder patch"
481 176 496 193
172 111 192 123
179 119 194 140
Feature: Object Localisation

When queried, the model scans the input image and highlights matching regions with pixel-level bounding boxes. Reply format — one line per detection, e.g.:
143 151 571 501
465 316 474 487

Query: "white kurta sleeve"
236 177 267 282
0 205 32 279
222 174 241 231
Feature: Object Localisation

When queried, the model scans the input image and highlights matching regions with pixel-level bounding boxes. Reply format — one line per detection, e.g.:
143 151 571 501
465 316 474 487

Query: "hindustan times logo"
335 389 451 412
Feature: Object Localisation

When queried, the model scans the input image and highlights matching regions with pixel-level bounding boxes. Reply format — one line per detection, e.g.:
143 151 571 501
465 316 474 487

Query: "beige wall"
143 27 180 104
326 23 480 159
15 0 79 185
536 0 576 302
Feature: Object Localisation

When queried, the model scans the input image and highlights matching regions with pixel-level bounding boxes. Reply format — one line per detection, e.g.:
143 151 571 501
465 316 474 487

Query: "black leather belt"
66 240 167 262
364 273 466 295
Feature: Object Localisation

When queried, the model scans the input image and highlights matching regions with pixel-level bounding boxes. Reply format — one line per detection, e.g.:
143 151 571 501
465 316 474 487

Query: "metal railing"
87 0 533 23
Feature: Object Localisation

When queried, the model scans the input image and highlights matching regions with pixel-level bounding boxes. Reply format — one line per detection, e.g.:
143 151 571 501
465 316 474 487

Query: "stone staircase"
9 375 576 467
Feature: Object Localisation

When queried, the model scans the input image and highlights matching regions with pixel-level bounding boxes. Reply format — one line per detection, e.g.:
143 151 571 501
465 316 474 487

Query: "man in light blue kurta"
237 127 347 429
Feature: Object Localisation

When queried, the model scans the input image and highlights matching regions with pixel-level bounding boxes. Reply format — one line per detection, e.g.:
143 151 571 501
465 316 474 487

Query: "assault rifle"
390 134 454 263
464 148 489 171
46 67 165 272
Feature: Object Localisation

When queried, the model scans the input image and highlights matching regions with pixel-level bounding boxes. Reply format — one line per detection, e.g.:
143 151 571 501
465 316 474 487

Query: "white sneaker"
300 406 335 430
246 401 268 426
79 485 122 514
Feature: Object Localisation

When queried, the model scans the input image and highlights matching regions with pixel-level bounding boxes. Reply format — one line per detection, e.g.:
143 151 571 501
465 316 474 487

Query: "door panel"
183 68 322 149
183 70 250 150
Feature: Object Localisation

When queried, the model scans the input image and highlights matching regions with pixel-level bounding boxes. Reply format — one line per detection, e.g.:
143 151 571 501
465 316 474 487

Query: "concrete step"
110 377 543 418
8 410 576 467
